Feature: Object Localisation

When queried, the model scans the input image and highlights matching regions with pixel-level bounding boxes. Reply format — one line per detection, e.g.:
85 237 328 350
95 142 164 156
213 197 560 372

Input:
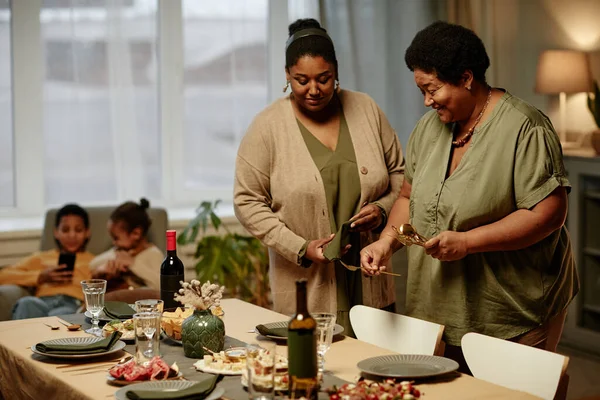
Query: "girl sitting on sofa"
91 198 164 291
0 204 95 319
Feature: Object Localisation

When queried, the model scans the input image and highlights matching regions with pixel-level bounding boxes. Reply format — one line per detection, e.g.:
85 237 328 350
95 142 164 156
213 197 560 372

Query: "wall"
506 0 600 134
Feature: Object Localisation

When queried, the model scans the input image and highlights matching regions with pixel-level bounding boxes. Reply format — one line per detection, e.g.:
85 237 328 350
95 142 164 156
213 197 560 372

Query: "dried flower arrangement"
174 280 225 312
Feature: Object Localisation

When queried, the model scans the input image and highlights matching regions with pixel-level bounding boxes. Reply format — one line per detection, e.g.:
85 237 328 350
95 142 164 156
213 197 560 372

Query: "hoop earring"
283 81 290 93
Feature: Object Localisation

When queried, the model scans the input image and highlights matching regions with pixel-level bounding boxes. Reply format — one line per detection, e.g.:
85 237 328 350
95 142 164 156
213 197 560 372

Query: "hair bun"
139 198 150 209
288 18 323 36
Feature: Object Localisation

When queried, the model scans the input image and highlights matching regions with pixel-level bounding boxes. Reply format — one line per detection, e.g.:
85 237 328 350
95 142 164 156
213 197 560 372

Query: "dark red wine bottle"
160 230 185 309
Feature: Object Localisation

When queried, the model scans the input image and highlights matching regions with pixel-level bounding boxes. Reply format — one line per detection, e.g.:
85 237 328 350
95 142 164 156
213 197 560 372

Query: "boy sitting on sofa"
0 204 95 319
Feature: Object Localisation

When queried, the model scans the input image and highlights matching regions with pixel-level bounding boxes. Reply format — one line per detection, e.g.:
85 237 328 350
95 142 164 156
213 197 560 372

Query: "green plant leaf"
210 211 222 231
588 80 600 128
187 199 270 307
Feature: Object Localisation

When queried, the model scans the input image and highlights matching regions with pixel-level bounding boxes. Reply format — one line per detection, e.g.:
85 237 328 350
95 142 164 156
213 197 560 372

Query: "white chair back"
349 305 445 356
461 332 569 400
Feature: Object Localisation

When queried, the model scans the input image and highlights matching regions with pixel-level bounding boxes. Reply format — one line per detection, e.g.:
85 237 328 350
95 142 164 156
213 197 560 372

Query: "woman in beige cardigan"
234 19 404 335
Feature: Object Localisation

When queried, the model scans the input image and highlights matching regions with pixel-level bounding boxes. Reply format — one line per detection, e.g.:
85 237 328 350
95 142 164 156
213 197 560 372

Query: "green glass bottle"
287 279 318 399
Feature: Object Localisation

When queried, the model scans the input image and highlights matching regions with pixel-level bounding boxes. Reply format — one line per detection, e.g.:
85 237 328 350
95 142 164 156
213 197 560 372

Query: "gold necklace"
452 88 492 147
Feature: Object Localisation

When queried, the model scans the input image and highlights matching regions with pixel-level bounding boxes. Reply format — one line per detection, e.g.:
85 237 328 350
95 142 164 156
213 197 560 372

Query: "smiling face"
413 69 473 124
107 220 142 251
286 55 336 113
54 215 90 253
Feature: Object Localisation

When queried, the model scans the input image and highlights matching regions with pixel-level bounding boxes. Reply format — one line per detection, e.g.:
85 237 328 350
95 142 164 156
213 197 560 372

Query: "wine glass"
314 312 336 377
80 279 107 337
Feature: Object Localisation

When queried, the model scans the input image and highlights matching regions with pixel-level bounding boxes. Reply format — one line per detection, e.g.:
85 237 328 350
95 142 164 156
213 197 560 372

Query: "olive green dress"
405 91 580 346
297 113 363 337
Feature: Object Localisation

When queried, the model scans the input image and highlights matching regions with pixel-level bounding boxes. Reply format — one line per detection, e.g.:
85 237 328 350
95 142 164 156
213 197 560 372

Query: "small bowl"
161 306 194 342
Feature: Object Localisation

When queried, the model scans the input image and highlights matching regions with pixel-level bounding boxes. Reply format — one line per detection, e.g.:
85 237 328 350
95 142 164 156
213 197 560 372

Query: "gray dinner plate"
357 354 459 379
113 381 224 400
257 321 344 340
31 337 127 360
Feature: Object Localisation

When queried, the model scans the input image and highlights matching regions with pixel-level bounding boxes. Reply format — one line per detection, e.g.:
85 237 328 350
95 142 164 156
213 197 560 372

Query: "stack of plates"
113 381 224 400
31 337 126 360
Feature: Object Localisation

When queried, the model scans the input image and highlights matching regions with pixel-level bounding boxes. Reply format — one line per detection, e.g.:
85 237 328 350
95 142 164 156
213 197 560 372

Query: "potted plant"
588 80 600 154
177 200 270 307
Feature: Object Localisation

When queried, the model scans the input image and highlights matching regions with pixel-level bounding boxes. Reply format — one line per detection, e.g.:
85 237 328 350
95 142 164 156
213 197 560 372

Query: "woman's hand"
360 237 394 275
37 264 73 285
349 204 383 232
305 234 337 264
424 231 469 261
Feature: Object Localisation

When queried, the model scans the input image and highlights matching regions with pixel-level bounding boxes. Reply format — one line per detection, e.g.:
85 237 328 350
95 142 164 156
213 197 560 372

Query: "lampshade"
535 50 593 94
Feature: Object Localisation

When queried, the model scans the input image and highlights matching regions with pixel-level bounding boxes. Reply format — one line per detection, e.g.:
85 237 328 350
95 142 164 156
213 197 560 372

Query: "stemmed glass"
314 312 336 378
80 279 107 337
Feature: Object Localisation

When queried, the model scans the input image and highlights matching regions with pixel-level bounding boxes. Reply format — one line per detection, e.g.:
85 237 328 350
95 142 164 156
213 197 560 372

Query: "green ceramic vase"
181 309 225 358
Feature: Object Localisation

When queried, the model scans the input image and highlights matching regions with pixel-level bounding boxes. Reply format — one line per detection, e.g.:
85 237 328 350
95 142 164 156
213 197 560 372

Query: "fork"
339 260 402 277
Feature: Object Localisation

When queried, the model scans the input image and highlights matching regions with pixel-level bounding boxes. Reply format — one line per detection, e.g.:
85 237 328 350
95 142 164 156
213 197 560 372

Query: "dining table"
0 298 542 399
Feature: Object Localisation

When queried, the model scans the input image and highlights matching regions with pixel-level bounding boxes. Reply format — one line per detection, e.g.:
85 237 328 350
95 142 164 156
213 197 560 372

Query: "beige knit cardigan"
234 89 405 315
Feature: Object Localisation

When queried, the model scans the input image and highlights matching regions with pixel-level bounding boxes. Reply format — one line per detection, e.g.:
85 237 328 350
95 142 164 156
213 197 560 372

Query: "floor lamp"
535 50 593 145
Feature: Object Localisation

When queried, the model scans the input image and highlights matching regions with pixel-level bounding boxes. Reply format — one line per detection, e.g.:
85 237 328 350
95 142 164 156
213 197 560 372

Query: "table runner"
60 313 348 399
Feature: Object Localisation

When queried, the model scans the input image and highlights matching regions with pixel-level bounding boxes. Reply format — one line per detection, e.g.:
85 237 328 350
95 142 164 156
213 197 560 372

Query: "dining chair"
461 332 569 400
349 305 445 356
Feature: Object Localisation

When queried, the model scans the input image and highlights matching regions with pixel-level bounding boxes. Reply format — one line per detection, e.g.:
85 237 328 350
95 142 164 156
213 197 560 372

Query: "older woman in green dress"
234 18 404 336
360 21 579 370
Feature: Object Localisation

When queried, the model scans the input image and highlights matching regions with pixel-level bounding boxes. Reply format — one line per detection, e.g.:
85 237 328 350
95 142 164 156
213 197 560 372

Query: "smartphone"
58 253 76 272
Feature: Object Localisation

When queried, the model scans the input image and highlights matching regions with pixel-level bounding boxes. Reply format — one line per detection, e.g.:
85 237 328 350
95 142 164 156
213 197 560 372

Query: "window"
181 0 268 195
41 0 159 205
2 0 294 218
0 1 13 207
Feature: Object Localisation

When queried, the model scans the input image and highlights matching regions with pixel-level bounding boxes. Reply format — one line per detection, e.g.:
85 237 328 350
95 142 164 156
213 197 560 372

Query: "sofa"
0 206 167 321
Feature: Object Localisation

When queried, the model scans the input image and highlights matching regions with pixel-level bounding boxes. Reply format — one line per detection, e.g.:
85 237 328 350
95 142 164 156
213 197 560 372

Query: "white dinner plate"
193 359 243 376
113 381 224 400
256 321 344 340
31 337 126 360
357 354 459 379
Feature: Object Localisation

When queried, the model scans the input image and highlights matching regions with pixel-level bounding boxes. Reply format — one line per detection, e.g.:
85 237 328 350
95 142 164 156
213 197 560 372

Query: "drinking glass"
80 279 107 337
135 299 164 314
246 342 276 400
314 312 336 377
134 312 161 363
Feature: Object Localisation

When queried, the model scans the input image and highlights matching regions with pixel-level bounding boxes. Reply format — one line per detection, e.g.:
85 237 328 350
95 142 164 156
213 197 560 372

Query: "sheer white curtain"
319 0 439 146
41 0 159 206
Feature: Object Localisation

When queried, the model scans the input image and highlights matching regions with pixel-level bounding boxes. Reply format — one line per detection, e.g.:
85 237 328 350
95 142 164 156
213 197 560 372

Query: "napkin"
125 376 218 400
323 220 353 262
35 331 122 355
256 324 288 338
103 301 136 319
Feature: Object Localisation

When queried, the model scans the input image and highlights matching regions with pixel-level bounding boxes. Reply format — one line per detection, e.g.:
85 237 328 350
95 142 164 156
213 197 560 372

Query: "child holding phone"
0 204 95 319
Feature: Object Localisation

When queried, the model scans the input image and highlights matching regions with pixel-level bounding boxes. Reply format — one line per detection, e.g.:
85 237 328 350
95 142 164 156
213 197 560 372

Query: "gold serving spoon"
58 320 81 331
392 224 429 247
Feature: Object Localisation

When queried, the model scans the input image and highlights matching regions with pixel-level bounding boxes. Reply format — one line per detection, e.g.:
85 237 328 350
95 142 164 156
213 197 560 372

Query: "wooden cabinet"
561 155 600 355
